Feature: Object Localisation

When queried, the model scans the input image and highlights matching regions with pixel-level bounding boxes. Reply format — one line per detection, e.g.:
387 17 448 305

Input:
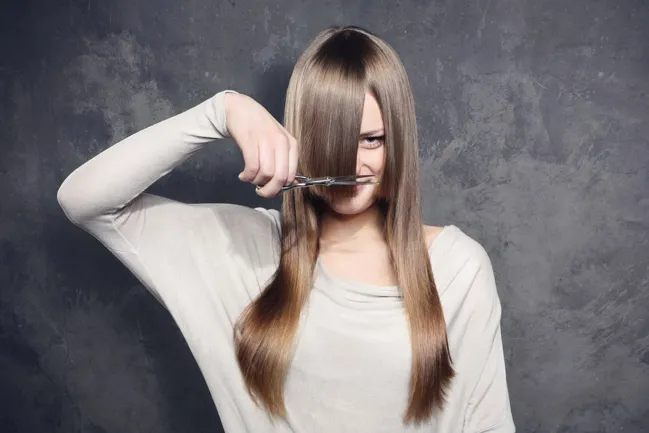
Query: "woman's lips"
355 181 374 191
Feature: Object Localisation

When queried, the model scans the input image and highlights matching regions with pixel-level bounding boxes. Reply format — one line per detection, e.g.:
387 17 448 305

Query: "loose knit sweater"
57 90 515 433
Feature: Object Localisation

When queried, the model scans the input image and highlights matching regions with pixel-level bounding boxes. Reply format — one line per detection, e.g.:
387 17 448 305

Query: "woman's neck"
319 203 385 249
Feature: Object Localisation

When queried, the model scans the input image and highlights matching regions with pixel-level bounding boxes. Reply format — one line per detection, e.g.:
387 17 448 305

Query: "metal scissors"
256 174 379 192
283 174 378 191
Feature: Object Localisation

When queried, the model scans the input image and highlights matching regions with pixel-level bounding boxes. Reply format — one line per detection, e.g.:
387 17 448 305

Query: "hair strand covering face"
233 25 455 426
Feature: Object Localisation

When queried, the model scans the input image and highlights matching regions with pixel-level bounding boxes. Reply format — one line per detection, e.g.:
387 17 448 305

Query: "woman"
57 25 515 432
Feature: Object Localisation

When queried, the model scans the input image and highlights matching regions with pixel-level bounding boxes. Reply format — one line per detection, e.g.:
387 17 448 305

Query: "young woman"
57 25 515 432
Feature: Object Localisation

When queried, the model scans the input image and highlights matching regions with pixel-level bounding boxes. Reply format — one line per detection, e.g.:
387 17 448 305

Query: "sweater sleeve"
462 247 516 433
57 90 280 309
57 90 235 224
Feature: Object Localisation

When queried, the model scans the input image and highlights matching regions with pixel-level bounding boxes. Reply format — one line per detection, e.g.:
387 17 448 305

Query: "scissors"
255 174 379 192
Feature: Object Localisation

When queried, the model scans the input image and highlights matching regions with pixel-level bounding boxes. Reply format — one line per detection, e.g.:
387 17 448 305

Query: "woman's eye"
362 135 385 148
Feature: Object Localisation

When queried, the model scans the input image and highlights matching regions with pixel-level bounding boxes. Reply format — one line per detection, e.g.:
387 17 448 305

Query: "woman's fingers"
226 93 299 198
251 136 275 189
256 134 290 198
238 133 259 183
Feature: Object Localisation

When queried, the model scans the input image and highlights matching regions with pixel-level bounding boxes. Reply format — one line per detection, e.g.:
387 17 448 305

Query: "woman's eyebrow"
359 128 384 137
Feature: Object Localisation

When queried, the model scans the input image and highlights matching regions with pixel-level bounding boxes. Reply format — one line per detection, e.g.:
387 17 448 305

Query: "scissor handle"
279 176 329 190
280 183 307 191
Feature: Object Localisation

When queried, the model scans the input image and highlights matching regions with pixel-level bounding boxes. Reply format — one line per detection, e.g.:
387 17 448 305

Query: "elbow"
57 182 80 224
57 178 91 225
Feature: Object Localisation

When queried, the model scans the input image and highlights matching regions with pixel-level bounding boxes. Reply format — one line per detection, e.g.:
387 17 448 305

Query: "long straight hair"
234 25 455 425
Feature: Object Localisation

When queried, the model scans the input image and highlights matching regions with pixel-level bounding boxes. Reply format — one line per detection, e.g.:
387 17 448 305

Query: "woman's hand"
225 92 298 198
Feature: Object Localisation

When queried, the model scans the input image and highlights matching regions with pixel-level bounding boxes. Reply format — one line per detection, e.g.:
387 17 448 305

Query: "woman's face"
328 91 386 215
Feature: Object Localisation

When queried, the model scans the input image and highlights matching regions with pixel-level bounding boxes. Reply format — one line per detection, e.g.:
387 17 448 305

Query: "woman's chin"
328 186 378 216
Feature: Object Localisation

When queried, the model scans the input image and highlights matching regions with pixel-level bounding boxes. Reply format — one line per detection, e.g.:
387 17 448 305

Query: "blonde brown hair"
234 25 455 425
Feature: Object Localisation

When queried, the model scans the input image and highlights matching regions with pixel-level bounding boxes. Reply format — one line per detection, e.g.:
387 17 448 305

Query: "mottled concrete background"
1 0 648 432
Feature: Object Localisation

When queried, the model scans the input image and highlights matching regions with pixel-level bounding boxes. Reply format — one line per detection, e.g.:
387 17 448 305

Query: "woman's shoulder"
253 207 281 232
427 223 490 262
191 203 282 273
160 200 281 257
194 202 281 239
427 223 495 295
424 224 445 248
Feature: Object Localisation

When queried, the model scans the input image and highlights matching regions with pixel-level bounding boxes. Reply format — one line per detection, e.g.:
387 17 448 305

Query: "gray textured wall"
1 0 648 432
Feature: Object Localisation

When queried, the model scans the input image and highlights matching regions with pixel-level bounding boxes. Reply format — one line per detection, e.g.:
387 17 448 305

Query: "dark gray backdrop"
1 0 648 432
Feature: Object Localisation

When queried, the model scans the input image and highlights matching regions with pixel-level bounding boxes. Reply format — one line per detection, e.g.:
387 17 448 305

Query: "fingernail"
238 172 244 181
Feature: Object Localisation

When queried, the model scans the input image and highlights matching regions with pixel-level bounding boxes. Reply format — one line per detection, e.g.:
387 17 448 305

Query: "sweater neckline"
313 225 458 309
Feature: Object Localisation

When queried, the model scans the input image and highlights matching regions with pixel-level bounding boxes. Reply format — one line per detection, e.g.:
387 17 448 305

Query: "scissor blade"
332 174 376 182
329 180 380 186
